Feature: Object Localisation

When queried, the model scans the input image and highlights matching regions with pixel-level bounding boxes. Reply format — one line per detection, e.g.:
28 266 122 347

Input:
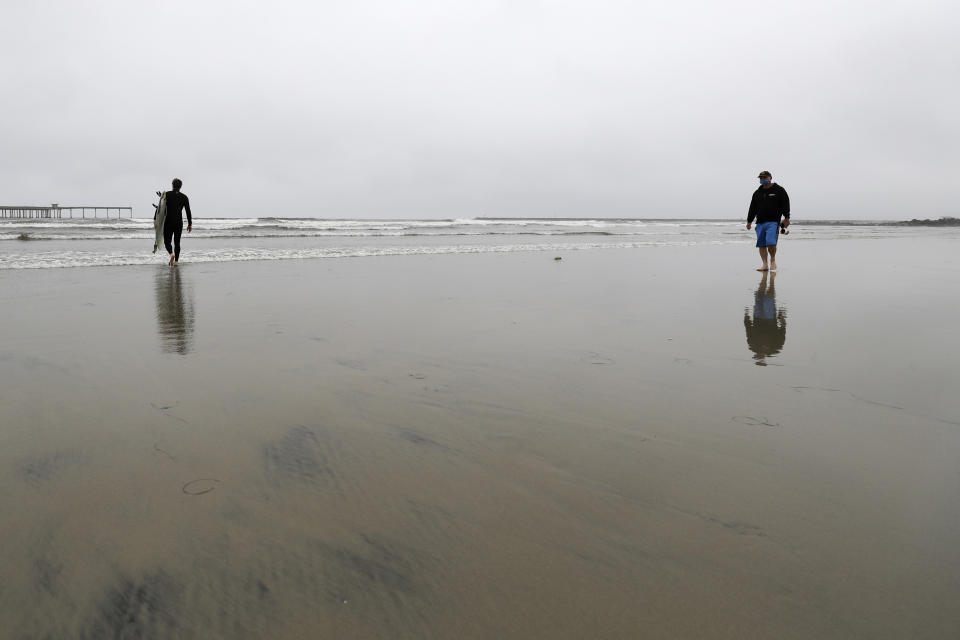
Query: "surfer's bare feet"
168 254 175 266
770 262 778 270
756 266 769 272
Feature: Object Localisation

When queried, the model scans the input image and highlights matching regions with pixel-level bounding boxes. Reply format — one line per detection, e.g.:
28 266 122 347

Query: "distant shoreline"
476 217 960 226
887 217 960 227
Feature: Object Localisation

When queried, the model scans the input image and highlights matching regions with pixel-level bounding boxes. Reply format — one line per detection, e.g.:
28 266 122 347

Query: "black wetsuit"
163 190 192 261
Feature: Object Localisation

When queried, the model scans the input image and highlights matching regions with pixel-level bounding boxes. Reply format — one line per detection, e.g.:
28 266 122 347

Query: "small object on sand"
554 256 562 261
182 478 220 495
153 441 176 461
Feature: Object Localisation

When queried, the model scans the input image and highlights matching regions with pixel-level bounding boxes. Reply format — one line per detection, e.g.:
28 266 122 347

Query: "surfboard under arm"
152 192 167 254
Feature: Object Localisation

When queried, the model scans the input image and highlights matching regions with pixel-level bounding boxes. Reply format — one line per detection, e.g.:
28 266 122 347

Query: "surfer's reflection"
744 271 786 366
154 267 195 354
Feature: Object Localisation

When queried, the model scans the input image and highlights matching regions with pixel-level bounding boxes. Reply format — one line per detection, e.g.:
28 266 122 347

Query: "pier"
1 204 133 219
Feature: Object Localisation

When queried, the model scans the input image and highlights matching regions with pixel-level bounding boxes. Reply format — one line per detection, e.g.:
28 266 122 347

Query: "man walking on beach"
163 178 192 266
746 170 790 271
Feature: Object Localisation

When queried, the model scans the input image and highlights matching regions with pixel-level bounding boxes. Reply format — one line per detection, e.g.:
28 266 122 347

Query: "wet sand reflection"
154 266 195 354
744 270 786 365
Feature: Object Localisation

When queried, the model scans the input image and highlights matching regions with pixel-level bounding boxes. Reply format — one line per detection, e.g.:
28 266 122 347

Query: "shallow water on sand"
1 239 958 638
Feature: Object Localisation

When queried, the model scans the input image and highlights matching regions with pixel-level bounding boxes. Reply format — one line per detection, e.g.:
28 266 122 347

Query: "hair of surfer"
172 178 182 190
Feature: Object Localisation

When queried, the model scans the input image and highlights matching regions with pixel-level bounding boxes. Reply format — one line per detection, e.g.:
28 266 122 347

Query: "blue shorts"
755 222 779 248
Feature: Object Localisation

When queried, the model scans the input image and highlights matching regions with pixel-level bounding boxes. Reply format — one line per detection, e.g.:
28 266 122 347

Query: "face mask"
760 179 771 186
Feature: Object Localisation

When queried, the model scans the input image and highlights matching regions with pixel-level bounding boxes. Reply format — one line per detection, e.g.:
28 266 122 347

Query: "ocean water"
0 217 948 269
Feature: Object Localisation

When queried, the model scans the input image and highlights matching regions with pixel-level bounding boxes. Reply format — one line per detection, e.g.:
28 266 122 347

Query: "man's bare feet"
770 262 778 270
756 266 769 271
168 254 174 266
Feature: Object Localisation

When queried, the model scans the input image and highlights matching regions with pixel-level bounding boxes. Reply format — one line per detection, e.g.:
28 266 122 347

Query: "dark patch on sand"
79 571 183 640
33 557 64 596
710 518 766 537
675 506 770 541
150 402 188 424
404 499 455 531
197 532 430 619
561 544 626 571
201 532 434 627
316 534 418 602
396 429 448 451
581 352 615 365
420 383 456 394
262 425 340 490
8 354 71 375
334 358 366 370
20 451 83 485
731 416 780 428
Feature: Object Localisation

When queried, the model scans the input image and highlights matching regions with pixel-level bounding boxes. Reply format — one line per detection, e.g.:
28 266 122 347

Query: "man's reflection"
154 266 195 354
744 271 786 365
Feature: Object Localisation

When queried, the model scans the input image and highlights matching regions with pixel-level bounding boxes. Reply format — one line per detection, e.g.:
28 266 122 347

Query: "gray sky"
2 0 957 219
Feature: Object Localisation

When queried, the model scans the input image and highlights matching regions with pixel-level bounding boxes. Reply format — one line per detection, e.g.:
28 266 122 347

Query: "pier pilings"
0 205 133 219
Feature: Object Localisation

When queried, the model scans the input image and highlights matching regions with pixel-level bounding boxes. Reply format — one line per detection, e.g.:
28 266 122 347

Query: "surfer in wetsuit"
164 178 192 265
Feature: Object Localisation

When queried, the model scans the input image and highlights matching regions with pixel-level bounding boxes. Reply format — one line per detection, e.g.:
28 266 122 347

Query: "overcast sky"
2 0 957 219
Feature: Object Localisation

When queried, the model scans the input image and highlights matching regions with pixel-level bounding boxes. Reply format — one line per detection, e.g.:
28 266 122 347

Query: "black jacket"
164 190 192 226
747 184 790 224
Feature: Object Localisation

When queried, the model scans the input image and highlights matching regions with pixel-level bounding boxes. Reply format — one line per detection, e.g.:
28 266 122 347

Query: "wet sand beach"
1 237 959 638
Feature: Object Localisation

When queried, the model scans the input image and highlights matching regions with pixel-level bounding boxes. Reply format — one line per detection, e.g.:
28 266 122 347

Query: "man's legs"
172 225 182 264
755 222 779 271
163 224 175 265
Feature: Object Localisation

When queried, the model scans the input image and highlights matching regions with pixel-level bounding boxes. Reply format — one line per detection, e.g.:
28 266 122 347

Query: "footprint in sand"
150 402 188 424
182 478 220 495
732 416 780 428
581 352 614 365
153 442 176 461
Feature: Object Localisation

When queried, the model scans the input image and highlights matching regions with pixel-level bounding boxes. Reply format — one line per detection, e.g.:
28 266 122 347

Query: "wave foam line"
0 239 736 270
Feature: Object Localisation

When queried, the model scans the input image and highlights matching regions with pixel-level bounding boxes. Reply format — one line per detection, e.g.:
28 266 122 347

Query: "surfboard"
152 191 167 253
